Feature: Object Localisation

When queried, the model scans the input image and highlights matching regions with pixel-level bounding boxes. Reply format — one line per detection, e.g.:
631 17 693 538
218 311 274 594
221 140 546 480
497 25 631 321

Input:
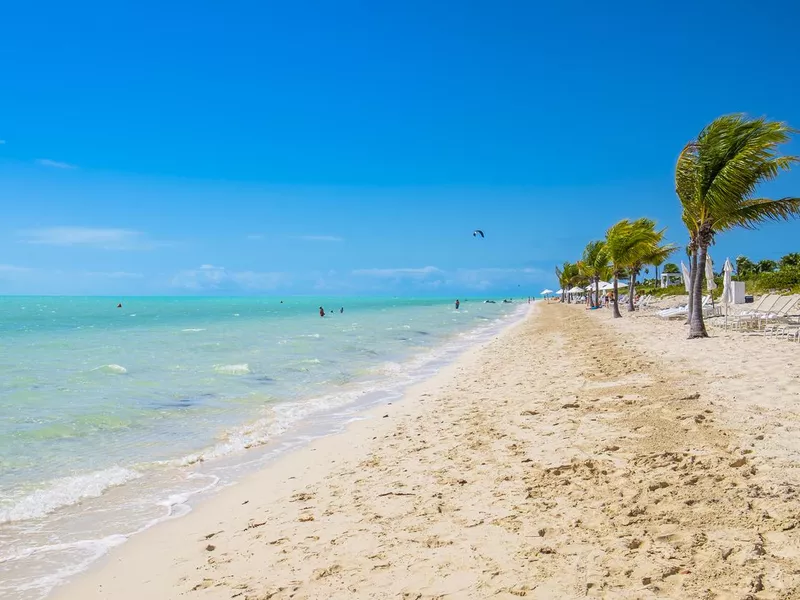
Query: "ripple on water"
213 364 251 375
90 364 128 375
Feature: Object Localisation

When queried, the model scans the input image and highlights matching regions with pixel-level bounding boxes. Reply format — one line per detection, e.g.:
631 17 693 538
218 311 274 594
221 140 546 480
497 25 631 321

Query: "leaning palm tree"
579 240 609 308
555 261 580 303
676 114 800 338
605 219 663 318
623 220 677 311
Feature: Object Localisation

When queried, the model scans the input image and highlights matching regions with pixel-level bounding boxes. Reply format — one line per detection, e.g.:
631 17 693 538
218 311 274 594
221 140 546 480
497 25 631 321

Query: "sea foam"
213 364 251 375
0 466 142 524
91 364 127 374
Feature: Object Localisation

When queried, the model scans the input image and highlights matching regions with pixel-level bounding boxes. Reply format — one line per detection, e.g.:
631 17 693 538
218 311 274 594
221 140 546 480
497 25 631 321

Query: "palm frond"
699 116 798 225
676 141 701 236
579 240 608 279
676 113 799 247
718 197 800 231
605 218 665 274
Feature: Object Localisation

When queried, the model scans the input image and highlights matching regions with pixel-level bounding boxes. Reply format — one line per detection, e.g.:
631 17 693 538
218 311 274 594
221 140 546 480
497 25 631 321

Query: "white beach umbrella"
540 289 553 295
555 289 563 295
616 281 629 289
598 281 615 291
721 257 734 327
568 286 584 294
705 254 717 291
681 261 692 293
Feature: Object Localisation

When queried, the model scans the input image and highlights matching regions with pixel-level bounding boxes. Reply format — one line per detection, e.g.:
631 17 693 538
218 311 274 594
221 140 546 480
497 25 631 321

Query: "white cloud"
295 235 344 243
172 265 286 291
352 266 441 278
0 264 32 274
19 227 164 250
36 158 78 169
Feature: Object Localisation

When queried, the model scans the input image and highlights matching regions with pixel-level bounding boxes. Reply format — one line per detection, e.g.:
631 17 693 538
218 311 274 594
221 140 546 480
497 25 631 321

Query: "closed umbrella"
705 254 717 308
681 261 692 293
705 254 717 291
721 257 734 328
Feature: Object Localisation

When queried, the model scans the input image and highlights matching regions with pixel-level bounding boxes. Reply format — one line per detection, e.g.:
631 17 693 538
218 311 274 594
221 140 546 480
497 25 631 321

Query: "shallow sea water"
0 296 524 598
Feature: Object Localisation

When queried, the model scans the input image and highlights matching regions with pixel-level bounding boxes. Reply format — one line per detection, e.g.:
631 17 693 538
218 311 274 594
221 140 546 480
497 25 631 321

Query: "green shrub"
754 265 800 290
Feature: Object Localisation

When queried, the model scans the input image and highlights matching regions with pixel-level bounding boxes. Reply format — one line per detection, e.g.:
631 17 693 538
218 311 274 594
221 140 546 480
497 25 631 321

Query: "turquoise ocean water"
0 296 524 598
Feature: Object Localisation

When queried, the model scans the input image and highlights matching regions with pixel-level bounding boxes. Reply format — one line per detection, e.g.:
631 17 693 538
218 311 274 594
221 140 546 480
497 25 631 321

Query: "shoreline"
43 304 533 599
53 302 800 598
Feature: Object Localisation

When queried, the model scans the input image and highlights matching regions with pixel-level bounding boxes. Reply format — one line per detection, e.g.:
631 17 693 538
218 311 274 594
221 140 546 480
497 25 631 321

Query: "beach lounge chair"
728 294 781 330
753 295 800 331
656 295 712 320
757 295 800 334
635 295 654 310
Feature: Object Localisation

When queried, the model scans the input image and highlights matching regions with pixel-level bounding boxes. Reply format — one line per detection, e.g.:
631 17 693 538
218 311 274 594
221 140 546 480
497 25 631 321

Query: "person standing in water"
319 306 325 317
340 307 344 314
455 299 460 310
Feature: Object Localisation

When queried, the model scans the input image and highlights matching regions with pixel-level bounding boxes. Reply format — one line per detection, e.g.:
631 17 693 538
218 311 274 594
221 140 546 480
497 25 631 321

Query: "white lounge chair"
756 295 800 333
728 294 781 330
656 295 713 320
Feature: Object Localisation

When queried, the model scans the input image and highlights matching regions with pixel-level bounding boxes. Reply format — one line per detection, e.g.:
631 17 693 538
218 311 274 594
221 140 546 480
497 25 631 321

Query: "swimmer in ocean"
319 306 325 317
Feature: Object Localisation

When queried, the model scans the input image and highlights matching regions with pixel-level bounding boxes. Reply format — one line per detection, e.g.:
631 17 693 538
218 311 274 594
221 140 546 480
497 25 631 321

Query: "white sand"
53 303 800 599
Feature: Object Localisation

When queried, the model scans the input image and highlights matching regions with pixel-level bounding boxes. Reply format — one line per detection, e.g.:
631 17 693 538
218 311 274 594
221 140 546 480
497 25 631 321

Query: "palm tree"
579 240 608 308
555 261 580 303
605 218 664 318
735 255 756 277
651 256 665 289
663 263 679 273
623 221 677 311
756 259 778 273
779 253 800 268
676 114 800 338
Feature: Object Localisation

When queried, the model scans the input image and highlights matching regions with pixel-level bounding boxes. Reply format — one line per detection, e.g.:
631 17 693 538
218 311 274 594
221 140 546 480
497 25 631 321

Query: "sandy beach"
53 303 800 599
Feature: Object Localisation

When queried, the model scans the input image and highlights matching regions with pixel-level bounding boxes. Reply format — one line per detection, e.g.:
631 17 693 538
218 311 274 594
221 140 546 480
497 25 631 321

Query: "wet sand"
54 303 800 599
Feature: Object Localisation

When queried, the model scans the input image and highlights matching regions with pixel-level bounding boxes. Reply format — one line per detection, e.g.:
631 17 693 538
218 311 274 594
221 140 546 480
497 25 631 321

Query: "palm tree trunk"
611 275 622 318
627 271 637 312
686 251 698 325
688 245 709 338
594 276 600 310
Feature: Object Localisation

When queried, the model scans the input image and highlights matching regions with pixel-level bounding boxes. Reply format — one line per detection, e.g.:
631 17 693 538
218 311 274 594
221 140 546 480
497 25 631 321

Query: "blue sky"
1 0 799 296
